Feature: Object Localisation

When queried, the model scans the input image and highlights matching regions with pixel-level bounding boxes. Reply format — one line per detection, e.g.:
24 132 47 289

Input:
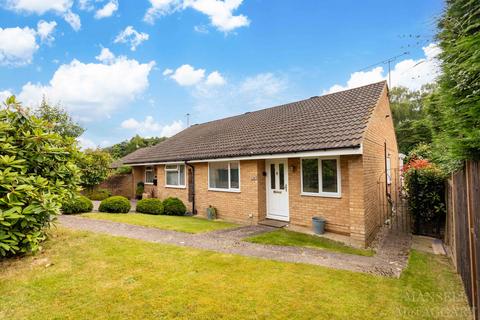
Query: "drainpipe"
185 161 196 215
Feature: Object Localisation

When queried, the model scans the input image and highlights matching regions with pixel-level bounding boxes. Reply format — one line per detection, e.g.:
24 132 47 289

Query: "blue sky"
0 0 444 148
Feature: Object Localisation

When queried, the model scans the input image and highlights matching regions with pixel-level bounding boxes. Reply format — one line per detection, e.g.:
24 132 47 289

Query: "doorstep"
258 219 289 228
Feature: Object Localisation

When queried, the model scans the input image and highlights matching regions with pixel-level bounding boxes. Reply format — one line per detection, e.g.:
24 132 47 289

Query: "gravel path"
59 215 411 277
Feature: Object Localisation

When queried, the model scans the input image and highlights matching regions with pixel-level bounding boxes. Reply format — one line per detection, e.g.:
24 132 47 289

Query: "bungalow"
123 81 398 246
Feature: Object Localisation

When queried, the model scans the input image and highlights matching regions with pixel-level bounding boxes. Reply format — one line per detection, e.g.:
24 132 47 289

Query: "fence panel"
446 160 479 319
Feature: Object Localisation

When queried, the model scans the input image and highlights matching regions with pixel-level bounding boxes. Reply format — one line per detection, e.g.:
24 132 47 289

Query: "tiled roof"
124 81 387 164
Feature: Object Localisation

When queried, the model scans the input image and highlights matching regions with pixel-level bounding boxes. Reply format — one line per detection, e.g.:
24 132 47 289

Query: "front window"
301 158 340 196
165 164 185 187
145 166 154 184
209 161 240 191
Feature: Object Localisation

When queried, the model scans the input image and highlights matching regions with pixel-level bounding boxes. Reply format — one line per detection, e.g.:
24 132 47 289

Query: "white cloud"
17 55 155 119
0 26 38 66
192 72 291 118
6 0 73 14
162 68 173 76
5 0 81 31
170 64 205 86
144 0 249 32
324 43 441 93
77 135 110 150
114 26 149 51
94 0 118 19
205 71 225 86
63 10 81 31
36 20 57 42
95 47 115 64
184 0 250 32
144 0 182 24
121 116 184 137
0 90 13 102
78 0 94 11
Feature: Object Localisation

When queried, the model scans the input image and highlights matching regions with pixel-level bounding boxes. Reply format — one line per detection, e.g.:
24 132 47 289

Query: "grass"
81 212 238 233
0 228 471 320
246 229 375 256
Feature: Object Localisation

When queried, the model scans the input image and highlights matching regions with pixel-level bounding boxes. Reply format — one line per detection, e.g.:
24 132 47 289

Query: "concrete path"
59 215 411 277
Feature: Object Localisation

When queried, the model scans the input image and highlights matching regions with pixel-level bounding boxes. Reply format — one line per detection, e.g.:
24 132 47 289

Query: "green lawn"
0 228 470 320
246 229 375 256
81 212 238 233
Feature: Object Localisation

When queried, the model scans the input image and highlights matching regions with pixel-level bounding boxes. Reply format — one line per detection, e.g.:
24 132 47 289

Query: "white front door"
266 159 289 221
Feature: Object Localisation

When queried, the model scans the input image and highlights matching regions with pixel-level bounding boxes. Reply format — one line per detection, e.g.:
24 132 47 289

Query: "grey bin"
312 216 326 235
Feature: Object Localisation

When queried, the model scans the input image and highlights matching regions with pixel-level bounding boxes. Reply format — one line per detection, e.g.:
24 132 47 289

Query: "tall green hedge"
403 163 446 234
0 97 81 257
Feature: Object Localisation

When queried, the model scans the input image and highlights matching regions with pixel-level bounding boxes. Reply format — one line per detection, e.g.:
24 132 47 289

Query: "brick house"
123 81 398 246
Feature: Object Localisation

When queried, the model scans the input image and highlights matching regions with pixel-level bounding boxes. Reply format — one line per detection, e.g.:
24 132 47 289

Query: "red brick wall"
362 85 399 244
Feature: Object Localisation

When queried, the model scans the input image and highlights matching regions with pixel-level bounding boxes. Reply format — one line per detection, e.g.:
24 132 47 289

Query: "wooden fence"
444 160 479 320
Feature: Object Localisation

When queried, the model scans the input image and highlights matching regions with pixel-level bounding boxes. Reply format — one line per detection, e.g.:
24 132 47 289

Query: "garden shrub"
99 196 131 213
136 198 164 215
0 96 81 257
62 196 93 214
403 159 446 234
163 197 187 216
84 188 111 201
116 166 132 174
135 182 145 200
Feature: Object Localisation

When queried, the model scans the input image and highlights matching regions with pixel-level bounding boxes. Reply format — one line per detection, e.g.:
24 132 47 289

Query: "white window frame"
145 166 155 185
386 155 392 185
208 161 241 193
300 156 341 198
164 164 186 188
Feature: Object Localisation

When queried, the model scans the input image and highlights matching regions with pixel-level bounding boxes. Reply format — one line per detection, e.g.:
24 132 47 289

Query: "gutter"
185 161 196 215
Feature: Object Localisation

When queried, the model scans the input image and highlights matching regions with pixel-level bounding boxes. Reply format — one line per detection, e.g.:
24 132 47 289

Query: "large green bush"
162 197 186 216
136 198 164 215
84 188 111 201
62 196 93 214
99 196 131 213
403 162 446 234
0 97 81 257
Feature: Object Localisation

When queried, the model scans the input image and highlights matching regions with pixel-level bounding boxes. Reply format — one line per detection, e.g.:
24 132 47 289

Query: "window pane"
179 165 185 186
145 166 154 183
279 163 285 189
270 164 276 189
209 162 229 189
166 171 178 185
230 162 239 189
322 159 338 193
302 159 319 193
165 164 177 170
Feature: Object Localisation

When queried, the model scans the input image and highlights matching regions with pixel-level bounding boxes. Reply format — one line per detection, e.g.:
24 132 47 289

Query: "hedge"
163 197 187 216
62 196 93 214
136 198 164 215
99 196 131 213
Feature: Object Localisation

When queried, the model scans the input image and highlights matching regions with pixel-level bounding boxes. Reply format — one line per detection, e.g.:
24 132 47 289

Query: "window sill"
208 188 241 193
165 185 186 189
301 192 341 199
144 182 154 185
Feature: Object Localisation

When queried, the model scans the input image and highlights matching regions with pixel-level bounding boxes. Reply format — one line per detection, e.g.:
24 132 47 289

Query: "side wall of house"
362 86 399 244
287 155 365 245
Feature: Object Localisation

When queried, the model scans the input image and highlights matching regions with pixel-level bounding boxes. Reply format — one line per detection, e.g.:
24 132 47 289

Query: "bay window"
165 164 185 188
301 157 341 197
209 161 240 191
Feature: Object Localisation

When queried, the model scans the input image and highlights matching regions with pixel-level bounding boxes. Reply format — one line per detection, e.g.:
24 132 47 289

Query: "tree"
35 98 85 138
77 149 112 191
433 0 480 161
0 96 81 256
389 86 434 154
104 135 166 159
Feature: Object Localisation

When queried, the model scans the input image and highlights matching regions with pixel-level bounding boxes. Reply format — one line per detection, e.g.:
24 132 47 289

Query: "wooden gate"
377 168 411 234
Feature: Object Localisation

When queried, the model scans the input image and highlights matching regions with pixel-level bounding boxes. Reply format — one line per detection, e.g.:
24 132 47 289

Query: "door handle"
273 190 282 194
